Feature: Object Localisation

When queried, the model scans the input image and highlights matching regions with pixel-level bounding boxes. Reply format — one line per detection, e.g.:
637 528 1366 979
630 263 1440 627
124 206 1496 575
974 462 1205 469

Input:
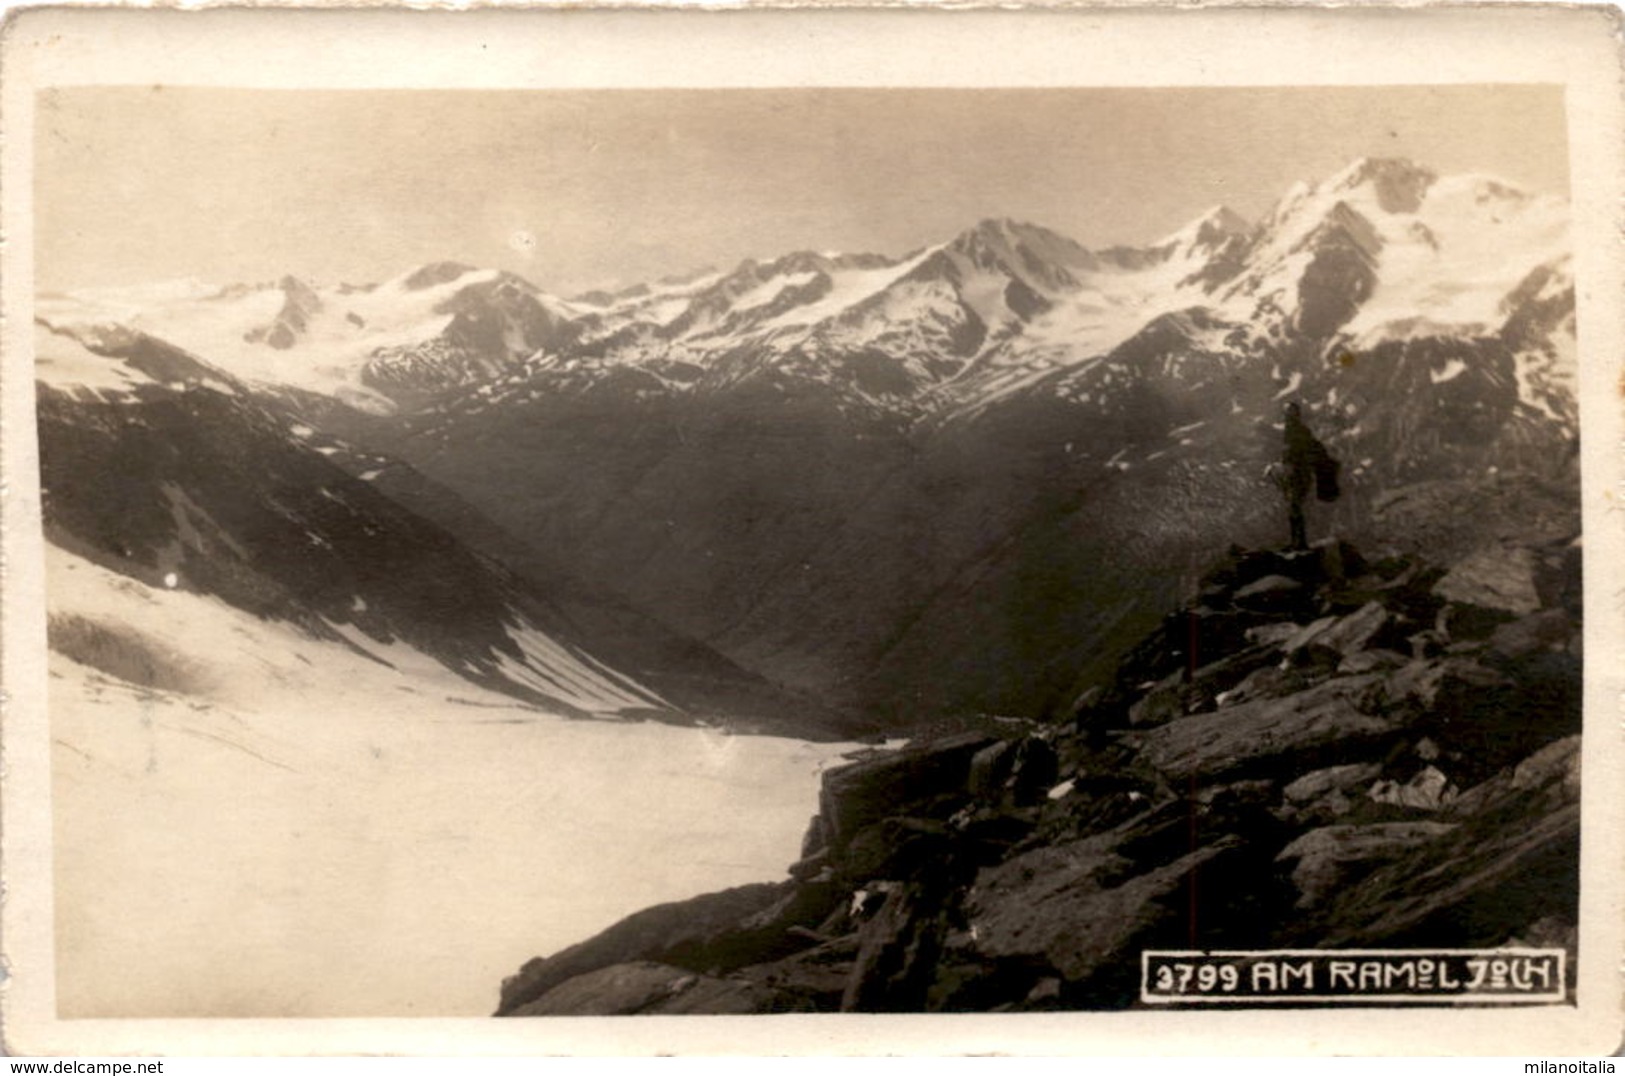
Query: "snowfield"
36 268 508 406
48 544 858 1017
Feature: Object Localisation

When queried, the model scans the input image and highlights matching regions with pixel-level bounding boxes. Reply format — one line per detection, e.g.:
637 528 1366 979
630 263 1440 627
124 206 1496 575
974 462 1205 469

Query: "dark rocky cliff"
493 533 1581 1015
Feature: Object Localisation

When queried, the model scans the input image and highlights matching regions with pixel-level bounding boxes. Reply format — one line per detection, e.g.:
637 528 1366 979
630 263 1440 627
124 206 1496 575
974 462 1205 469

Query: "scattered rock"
1281 762 1382 819
1435 601 1511 643
965 828 1242 990
799 812 828 859
495 540 1581 1015
1303 735 1581 950
967 741 1014 797
1213 663 1309 709
966 736 1059 806
1311 802 1578 949
842 881 949 1011
838 816 953 885
496 882 795 1015
1368 765 1457 811
1234 574 1306 612
1511 735 1581 796
818 732 995 851
1277 821 1457 908
1067 685 1104 723
1337 648 1408 675
1005 737 1060 806
1195 778 1277 809
1434 545 1542 616
1449 735 1581 819
508 961 808 1016
1137 674 1395 782
1407 628 1449 659
1386 657 1510 714
1025 977 1064 1008
507 961 702 1016
1279 615 1340 661
788 846 829 881
1128 644 1282 727
1314 601 1391 656
739 934 860 1009
1245 622 1303 647
1127 672 1193 728
1487 609 1574 663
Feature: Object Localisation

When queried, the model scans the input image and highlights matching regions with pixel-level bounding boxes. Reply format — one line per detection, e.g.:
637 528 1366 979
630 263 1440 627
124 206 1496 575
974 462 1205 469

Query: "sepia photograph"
2 4 1621 1057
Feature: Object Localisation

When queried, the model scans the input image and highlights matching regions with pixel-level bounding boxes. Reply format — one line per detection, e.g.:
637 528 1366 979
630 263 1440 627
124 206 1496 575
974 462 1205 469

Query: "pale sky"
35 85 1569 296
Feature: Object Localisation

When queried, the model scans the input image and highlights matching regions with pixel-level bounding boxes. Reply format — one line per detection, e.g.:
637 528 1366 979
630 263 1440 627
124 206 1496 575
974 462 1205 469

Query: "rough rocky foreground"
494 535 1582 1015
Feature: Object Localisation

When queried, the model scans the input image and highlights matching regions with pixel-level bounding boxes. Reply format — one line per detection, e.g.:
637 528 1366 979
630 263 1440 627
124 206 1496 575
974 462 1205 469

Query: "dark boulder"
817 732 995 851
1233 574 1309 615
508 961 810 1016
1434 544 1543 616
497 882 793 1015
1276 821 1458 908
1277 761 1383 822
1129 644 1280 727
1336 648 1409 675
964 828 1245 1002
1386 656 1574 783
841 881 952 1012
1486 609 1575 664
1312 601 1393 656
737 934 862 1010
1137 673 1397 783
837 816 955 886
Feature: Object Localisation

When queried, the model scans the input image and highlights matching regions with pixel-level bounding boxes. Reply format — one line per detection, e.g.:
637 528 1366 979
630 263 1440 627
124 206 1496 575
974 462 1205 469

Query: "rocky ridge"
494 533 1581 1015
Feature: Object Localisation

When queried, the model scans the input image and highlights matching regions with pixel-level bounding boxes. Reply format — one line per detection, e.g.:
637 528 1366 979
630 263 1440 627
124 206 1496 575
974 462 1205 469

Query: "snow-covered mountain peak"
950 218 1093 274
911 218 1105 323
1326 156 1439 213
1143 205 1259 291
243 275 326 350
1205 158 1567 342
1153 204 1253 251
956 216 1048 247
401 261 482 291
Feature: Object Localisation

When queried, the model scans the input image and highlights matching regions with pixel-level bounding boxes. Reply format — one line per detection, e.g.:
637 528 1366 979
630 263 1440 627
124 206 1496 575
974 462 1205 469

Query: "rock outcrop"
494 535 1581 1015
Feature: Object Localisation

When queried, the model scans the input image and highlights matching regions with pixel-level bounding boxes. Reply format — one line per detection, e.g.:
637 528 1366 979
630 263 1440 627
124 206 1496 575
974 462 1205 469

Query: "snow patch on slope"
33 322 149 395
494 616 667 714
761 248 938 332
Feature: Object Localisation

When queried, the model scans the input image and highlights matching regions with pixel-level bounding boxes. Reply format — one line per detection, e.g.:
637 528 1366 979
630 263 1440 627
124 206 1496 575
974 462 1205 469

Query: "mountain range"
35 157 1578 732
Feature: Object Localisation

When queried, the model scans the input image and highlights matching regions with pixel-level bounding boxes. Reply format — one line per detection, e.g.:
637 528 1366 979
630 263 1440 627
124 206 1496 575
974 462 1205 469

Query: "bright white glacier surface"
48 544 856 1017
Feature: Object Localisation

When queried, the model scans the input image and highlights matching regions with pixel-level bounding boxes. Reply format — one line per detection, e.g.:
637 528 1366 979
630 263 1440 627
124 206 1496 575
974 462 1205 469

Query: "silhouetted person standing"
1271 402 1339 551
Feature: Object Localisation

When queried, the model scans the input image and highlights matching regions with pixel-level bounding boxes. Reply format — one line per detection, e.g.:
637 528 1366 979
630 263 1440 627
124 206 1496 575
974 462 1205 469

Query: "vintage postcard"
1 3 1621 1057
